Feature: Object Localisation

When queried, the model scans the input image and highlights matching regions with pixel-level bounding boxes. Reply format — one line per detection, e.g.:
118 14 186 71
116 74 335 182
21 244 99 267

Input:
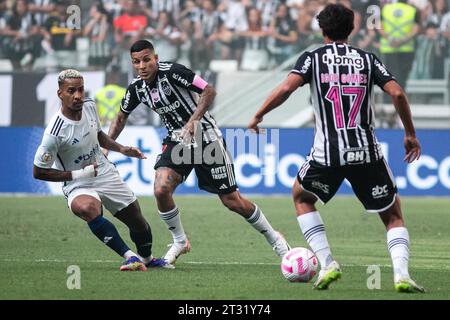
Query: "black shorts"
297 158 397 212
154 138 238 195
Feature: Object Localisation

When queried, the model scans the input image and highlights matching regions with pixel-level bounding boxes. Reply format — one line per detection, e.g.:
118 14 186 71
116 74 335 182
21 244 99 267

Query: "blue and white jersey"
34 98 115 194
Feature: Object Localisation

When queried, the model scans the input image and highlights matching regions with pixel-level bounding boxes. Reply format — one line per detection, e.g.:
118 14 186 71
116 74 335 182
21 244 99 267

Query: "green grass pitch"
0 195 449 300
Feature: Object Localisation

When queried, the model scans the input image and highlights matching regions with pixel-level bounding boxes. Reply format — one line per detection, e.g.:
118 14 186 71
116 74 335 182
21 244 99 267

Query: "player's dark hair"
130 40 155 54
316 4 354 41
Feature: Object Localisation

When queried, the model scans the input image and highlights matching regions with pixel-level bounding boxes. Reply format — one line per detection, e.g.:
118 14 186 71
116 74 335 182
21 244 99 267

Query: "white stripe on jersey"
313 51 330 166
216 138 236 187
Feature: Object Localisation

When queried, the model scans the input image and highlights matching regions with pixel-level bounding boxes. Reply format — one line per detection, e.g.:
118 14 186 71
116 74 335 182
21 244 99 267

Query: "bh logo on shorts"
372 185 388 199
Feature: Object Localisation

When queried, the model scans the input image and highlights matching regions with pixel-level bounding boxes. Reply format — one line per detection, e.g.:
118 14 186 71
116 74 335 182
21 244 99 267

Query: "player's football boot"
272 232 291 257
394 278 425 293
119 256 147 271
163 238 191 264
145 257 175 269
313 260 342 290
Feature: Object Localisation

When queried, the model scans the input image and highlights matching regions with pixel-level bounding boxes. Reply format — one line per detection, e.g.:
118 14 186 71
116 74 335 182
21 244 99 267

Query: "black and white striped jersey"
292 42 396 167
121 61 222 143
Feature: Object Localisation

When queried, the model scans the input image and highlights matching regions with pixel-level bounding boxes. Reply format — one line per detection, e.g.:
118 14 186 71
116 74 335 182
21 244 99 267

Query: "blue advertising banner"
1 127 449 196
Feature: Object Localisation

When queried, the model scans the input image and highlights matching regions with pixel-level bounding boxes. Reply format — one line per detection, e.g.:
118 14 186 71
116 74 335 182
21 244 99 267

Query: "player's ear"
57 88 62 99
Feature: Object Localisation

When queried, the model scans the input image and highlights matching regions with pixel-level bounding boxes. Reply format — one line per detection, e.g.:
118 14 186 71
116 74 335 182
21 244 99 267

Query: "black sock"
88 215 130 257
130 223 153 259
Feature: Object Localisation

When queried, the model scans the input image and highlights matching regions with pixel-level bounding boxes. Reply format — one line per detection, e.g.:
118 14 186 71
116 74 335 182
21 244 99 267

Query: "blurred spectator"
238 7 270 70
0 0 10 59
146 10 182 61
146 0 181 21
411 21 446 79
379 0 421 90
217 0 248 65
428 0 448 25
3 0 43 69
441 3 450 52
267 2 297 65
42 0 79 52
251 0 279 28
113 0 147 49
28 0 55 26
113 0 147 71
84 1 112 69
192 0 220 70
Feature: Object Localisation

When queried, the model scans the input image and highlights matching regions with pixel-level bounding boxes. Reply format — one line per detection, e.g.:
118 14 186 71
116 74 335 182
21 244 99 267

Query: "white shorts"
66 169 137 215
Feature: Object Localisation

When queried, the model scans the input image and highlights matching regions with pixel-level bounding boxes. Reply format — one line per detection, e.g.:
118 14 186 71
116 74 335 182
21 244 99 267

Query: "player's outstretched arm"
108 110 129 141
383 80 421 163
248 73 303 133
98 131 147 159
180 85 216 144
33 163 98 182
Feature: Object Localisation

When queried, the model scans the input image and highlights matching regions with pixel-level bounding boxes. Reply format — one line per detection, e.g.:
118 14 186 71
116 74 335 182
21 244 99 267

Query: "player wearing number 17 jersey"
248 4 424 293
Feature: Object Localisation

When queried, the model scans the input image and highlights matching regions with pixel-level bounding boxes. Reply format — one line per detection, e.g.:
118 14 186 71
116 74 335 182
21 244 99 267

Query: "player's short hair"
130 40 155 54
316 4 354 41
58 69 83 88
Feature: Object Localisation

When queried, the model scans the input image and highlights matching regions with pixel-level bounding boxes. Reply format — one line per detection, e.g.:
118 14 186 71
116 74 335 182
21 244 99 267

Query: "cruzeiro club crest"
161 79 172 96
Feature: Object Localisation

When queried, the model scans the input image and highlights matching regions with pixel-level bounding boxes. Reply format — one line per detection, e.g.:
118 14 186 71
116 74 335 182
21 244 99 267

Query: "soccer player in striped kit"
248 4 424 293
107 40 291 265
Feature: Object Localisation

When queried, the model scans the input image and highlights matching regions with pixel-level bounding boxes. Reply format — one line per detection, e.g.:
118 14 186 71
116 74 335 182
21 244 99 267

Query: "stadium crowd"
0 0 449 78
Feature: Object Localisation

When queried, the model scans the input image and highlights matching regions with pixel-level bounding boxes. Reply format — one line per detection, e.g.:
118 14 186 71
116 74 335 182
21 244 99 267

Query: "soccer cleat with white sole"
313 260 342 290
394 278 425 293
272 232 291 257
119 256 147 271
164 239 190 264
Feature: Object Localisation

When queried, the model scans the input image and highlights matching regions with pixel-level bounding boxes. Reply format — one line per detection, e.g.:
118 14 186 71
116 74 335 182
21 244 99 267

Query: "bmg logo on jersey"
372 185 389 199
322 53 364 70
74 144 99 164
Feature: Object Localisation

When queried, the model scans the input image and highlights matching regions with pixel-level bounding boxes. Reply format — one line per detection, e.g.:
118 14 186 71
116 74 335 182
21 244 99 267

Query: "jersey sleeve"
169 63 207 94
120 82 141 114
372 54 396 89
33 133 59 169
290 51 313 85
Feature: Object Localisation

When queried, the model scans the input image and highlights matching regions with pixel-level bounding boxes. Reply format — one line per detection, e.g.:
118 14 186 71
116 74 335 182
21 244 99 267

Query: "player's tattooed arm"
108 110 129 141
180 85 216 143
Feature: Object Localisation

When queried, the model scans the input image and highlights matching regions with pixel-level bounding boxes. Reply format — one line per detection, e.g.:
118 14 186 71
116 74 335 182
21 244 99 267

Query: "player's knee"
154 186 173 200
73 202 100 221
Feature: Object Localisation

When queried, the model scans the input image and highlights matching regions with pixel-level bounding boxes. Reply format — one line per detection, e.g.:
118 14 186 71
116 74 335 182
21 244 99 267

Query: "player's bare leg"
292 179 341 289
115 200 173 269
379 196 425 293
154 167 190 264
219 191 290 257
70 195 146 271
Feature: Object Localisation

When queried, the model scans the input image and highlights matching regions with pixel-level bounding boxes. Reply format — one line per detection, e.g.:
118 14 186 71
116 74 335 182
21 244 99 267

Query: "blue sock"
88 215 130 257
130 223 153 259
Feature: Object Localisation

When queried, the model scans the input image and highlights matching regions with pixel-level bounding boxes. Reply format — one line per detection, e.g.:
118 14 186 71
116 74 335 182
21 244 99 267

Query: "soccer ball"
281 247 318 283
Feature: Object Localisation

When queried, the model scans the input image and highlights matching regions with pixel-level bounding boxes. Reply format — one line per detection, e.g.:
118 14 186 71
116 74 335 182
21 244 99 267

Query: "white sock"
159 206 187 243
387 227 410 282
297 211 333 269
123 250 138 260
246 204 279 245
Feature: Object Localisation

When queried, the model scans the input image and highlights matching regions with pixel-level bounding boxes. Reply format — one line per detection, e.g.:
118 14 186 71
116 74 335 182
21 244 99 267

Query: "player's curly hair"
316 4 354 41
58 69 83 88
